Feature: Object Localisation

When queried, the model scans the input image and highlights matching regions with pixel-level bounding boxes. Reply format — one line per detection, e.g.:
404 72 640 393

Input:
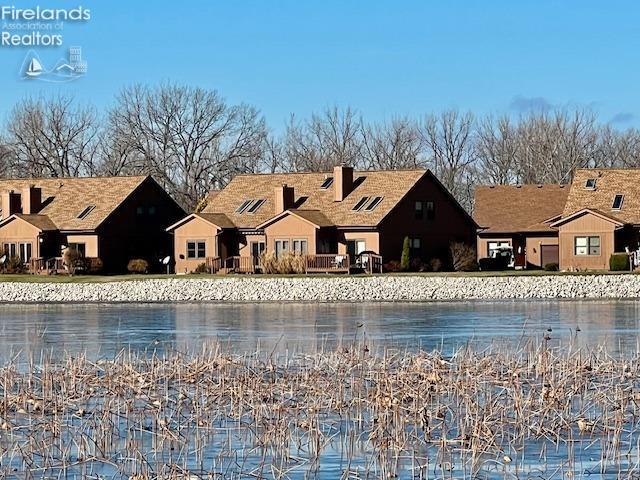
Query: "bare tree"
7 95 99 177
105 83 267 209
361 117 424 170
421 110 477 208
475 115 518 184
284 107 363 171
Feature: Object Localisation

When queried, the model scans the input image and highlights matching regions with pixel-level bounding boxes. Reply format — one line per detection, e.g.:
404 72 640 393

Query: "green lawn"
0 269 634 283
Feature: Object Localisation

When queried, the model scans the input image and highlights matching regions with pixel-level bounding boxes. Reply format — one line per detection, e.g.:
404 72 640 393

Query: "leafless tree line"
2 84 640 211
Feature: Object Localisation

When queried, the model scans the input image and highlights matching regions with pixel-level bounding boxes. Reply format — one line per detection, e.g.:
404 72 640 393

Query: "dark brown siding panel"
98 178 185 273
378 173 476 264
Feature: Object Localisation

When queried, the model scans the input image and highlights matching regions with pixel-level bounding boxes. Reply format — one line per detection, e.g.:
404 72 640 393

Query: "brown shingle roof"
258 209 334 229
202 170 428 228
0 176 148 231
14 214 58 231
195 213 235 229
562 169 640 225
474 184 569 233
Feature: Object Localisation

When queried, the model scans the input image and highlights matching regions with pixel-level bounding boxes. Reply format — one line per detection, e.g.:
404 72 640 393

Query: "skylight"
236 200 253 213
77 205 96 220
365 196 383 211
612 194 624 210
585 178 597 189
246 199 266 214
320 177 334 189
352 196 370 211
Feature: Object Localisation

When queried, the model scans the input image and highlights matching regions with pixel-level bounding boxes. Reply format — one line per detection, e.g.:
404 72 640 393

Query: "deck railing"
304 254 350 273
225 256 256 273
28 257 64 274
358 253 383 274
206 256 257 274
205 257 223 274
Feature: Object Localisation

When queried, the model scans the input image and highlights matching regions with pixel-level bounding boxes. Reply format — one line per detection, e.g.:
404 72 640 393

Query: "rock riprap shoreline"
0 274 638 302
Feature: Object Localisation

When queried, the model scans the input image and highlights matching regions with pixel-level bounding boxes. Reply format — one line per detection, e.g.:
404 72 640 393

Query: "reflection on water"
0 300 639 360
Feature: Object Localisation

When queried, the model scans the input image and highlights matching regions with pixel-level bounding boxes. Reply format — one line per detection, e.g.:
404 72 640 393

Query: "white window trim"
186 240 206 259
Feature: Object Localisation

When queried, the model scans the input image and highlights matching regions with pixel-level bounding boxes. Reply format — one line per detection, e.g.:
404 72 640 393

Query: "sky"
0 1 639 131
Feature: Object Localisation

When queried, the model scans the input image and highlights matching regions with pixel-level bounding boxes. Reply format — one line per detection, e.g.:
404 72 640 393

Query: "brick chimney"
334 164 353 202
21 185 41 215
0 191 21 219
274 184 295 214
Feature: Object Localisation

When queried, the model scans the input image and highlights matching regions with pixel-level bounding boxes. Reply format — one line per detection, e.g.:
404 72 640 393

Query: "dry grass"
0 342 639 478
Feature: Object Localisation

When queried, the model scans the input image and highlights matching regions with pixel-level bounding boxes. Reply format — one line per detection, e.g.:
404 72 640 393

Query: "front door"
346 240 365 263
250 241 265 265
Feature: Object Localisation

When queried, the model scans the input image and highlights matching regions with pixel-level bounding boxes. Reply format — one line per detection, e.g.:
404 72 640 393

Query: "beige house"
167 165 477 273
474 185 569 268
550 169 640 271
0 176 185 273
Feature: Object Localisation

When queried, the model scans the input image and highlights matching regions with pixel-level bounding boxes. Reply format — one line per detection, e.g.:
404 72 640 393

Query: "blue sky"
0 1 639 130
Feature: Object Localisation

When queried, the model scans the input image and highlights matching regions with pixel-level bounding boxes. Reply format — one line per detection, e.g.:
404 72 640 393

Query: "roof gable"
550 208 624 228
257 209 333 229
166 212 235 232
0 214 57 232
562 169 640 225
0 176 149 231
474 184 569 233
202 169 428 228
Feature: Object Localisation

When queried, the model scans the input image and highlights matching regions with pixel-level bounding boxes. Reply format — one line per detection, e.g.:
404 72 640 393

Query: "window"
136 206 144 215
292 239 308 255
69 243 86 257
425 201 435 220
365 196 383 211
275 240 289 257
246 199 266 214
409 238 421 249
612 194 624 210
352 196 370 211
585 178 597 189
3 243 16 258
2 243 31 263
186 240 206 259
148 206 157 215
488 241 511 258
346 240 366 259
19 243 32 263
250 241 266 265
236 200 253 213
77 205 96 220
575 236 600 256
415 201 424 220
320 177 334 189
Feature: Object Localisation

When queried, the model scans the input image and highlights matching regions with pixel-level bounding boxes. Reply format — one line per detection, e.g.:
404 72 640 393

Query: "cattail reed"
0 340 637 478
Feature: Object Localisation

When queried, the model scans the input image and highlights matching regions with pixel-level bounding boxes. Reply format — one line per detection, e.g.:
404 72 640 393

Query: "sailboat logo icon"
25 57 44 77
19 48 87 82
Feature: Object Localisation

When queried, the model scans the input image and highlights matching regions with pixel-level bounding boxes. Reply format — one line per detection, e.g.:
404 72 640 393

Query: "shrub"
259 252 305 274
430 258 444 272
4 256 26 274
478 257 509 271
410 258 427 272
87 257 104 274
127 258 149 274
450 242 477 272
401 237 411 271
63 249 85 275
194 262 208 274
610 253 630 271
544 262 559 272
383 260 403 272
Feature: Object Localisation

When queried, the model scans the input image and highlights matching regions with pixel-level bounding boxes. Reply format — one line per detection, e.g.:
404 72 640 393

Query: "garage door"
540 245 559 267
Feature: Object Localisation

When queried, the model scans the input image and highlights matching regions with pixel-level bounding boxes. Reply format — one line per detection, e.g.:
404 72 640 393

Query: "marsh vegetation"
1 339 639 478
